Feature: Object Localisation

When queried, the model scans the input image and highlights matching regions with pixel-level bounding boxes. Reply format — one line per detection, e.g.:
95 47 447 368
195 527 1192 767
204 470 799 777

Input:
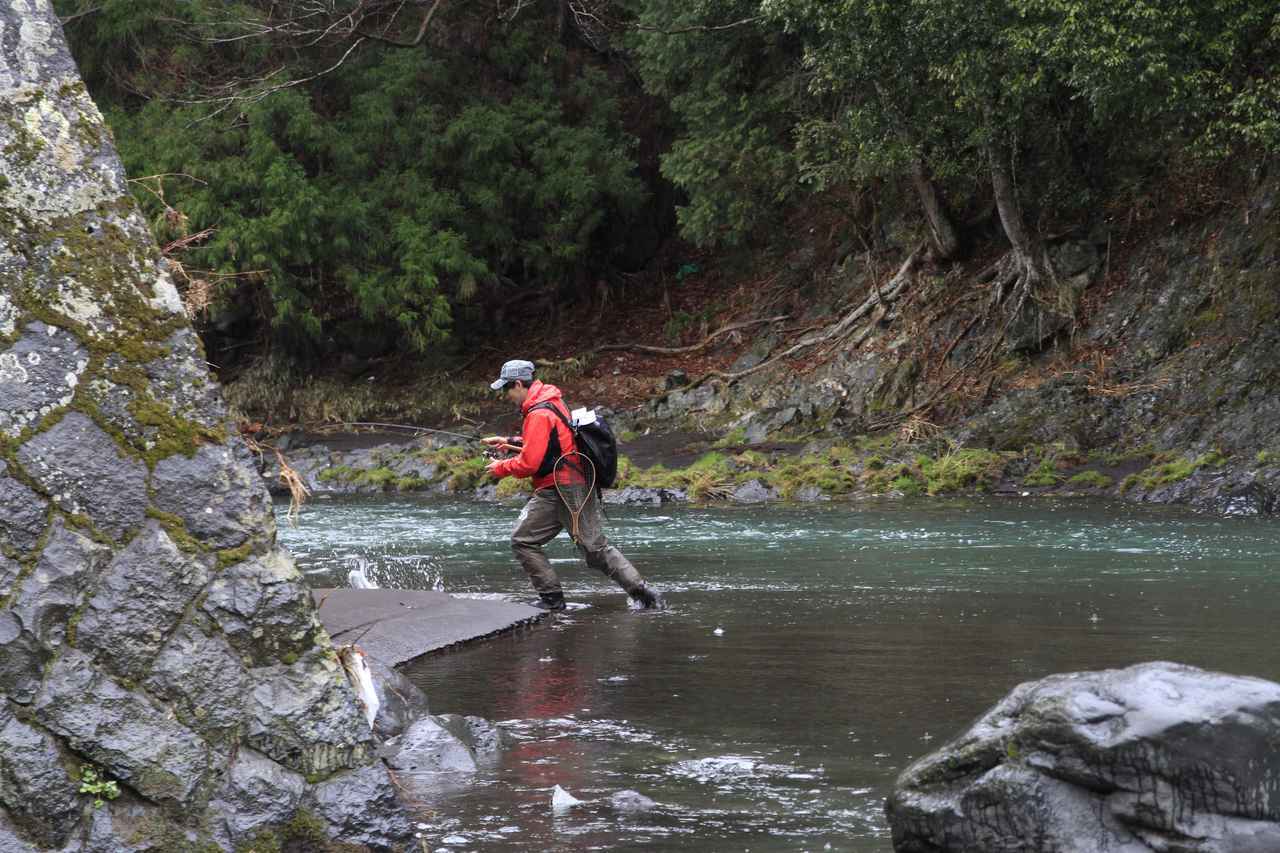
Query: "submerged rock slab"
315 588 545 666
887 661 1280 852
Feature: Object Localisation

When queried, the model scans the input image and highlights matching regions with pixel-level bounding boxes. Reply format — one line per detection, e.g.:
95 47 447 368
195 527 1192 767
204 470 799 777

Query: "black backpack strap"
529 402 599 494
529 401 573 432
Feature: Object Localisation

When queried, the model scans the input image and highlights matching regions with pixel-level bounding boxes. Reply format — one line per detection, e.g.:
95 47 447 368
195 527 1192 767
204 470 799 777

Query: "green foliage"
78 765 120 809
628 0 804 246
61 2 643 357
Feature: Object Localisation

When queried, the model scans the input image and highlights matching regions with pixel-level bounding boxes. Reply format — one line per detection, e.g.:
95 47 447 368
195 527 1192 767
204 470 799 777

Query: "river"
279 496 1280 852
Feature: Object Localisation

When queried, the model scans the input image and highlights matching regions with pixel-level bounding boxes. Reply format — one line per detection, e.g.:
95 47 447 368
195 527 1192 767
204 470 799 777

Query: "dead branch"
357 0 446 46
243 434 311 524
536 315 790 369
696 246 924 384
633 16 761 34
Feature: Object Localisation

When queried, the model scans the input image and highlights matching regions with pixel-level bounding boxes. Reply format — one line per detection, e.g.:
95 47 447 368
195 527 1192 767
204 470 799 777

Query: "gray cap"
490 359 535 390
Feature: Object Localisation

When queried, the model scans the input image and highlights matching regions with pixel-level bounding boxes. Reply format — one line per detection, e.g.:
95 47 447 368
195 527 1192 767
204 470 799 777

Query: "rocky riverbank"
262 428 1280 516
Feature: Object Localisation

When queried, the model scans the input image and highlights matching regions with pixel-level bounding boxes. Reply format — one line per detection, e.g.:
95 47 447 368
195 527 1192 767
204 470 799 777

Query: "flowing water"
279 496 1280 852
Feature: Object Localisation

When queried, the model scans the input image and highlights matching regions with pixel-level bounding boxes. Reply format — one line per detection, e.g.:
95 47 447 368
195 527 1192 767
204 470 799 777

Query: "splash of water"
344 555 447 592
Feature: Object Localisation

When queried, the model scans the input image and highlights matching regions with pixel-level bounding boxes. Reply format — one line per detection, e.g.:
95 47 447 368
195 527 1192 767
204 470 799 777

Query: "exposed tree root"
537 315 790 371
695 245 925 384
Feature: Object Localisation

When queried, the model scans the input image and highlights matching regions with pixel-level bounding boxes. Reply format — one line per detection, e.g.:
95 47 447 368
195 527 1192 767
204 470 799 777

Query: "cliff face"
0 2 407 849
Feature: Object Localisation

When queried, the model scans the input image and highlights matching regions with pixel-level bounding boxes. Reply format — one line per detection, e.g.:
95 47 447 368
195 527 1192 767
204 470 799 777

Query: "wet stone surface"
75 521 209 682
0 322 88 437
16 412 148 541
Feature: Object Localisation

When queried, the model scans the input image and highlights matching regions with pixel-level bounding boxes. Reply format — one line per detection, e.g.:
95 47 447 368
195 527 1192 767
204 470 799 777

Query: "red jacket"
490 381 587 490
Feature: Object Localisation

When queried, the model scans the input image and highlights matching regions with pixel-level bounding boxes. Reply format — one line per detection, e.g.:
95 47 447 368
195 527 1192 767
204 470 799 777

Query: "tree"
627 0 805 247
58 0 646 358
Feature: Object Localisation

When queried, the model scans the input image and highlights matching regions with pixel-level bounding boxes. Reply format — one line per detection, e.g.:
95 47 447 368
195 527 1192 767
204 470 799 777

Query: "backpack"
530 402 619 490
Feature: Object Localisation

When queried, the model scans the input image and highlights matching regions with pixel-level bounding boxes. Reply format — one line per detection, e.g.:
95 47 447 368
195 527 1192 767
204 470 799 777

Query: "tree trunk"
986 141 1052 302
911 159 961 261
0 3 407 849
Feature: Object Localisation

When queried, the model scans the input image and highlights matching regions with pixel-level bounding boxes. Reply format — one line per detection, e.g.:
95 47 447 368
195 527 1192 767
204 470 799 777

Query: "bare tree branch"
633 16 761 35
356 0 446 46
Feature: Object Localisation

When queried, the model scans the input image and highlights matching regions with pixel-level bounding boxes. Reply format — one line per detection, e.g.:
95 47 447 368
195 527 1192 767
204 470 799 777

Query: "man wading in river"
483 359 664 611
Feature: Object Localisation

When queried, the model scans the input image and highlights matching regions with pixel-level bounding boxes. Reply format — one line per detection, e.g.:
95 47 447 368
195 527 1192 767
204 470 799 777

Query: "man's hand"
485 459 504 479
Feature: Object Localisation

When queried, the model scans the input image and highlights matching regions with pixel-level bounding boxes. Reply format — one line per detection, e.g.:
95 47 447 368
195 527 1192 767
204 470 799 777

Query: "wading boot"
535 591 567 612
630 585 666 610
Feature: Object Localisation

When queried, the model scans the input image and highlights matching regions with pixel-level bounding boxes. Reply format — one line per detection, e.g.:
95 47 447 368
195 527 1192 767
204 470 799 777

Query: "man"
483 359 663 611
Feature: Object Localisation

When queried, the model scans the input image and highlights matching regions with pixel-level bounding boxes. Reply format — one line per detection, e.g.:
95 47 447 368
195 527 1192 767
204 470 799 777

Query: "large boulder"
887 661 1280 852
0 3 409 848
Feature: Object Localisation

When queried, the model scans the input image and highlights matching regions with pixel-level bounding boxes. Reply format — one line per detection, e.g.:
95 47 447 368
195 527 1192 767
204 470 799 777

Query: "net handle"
553 451 597 544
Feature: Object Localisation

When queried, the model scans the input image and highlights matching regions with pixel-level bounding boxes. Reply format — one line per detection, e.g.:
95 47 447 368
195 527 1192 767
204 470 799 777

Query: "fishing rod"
339 421 484 443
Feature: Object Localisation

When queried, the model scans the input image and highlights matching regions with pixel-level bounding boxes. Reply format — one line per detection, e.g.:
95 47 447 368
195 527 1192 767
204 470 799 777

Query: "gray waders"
510 485 654 607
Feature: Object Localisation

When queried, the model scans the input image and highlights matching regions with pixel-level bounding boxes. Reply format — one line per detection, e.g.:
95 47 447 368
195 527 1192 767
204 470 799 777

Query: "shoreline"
261 430 1280 518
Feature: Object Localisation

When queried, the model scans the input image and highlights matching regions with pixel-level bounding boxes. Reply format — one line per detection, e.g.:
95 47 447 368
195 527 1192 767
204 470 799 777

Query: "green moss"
712 426 748 448
919 449 1007 495
1023 458 1061 488
216 541 255 569
316 465 352 483
145 507 203 553
2 117 45 165
891 474 924 496
1258 450 1275 466
1132 450 1228 489
1067 470 1114 489
495 476 532 499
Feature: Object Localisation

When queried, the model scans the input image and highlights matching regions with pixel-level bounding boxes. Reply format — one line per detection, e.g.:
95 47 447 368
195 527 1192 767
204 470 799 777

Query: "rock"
0 555 17 600
434 714 504 758
0 323 89 438
34 650 215 807
1 4 410 846
75 521 210 681
143 620 253 740
144 329 227 429
792 485 830 502
462 716 504 756
0 707 81 848
0 461 48 555
243 650 376 776
365 656 431 741
552 784 585 812
9 519 111 657
731 479 777 504
730 331 779 374
473 483 500 502
610 789 658 813
664 369 690 390
201 550 320 667
887 661 1280 853
380 716 478 773
603 486 688 505
1212 480 1277 517
0 611 40 707
385 450 438 483
209 748 307 845
16 412 148 541
151 442 273 550
307 762 414 850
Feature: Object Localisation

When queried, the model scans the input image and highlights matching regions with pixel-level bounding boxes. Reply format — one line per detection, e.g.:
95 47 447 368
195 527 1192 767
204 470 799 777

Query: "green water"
279 496 1280 851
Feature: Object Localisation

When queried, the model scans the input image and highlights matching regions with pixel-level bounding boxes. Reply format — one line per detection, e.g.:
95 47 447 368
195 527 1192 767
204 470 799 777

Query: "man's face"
505 382 529 406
